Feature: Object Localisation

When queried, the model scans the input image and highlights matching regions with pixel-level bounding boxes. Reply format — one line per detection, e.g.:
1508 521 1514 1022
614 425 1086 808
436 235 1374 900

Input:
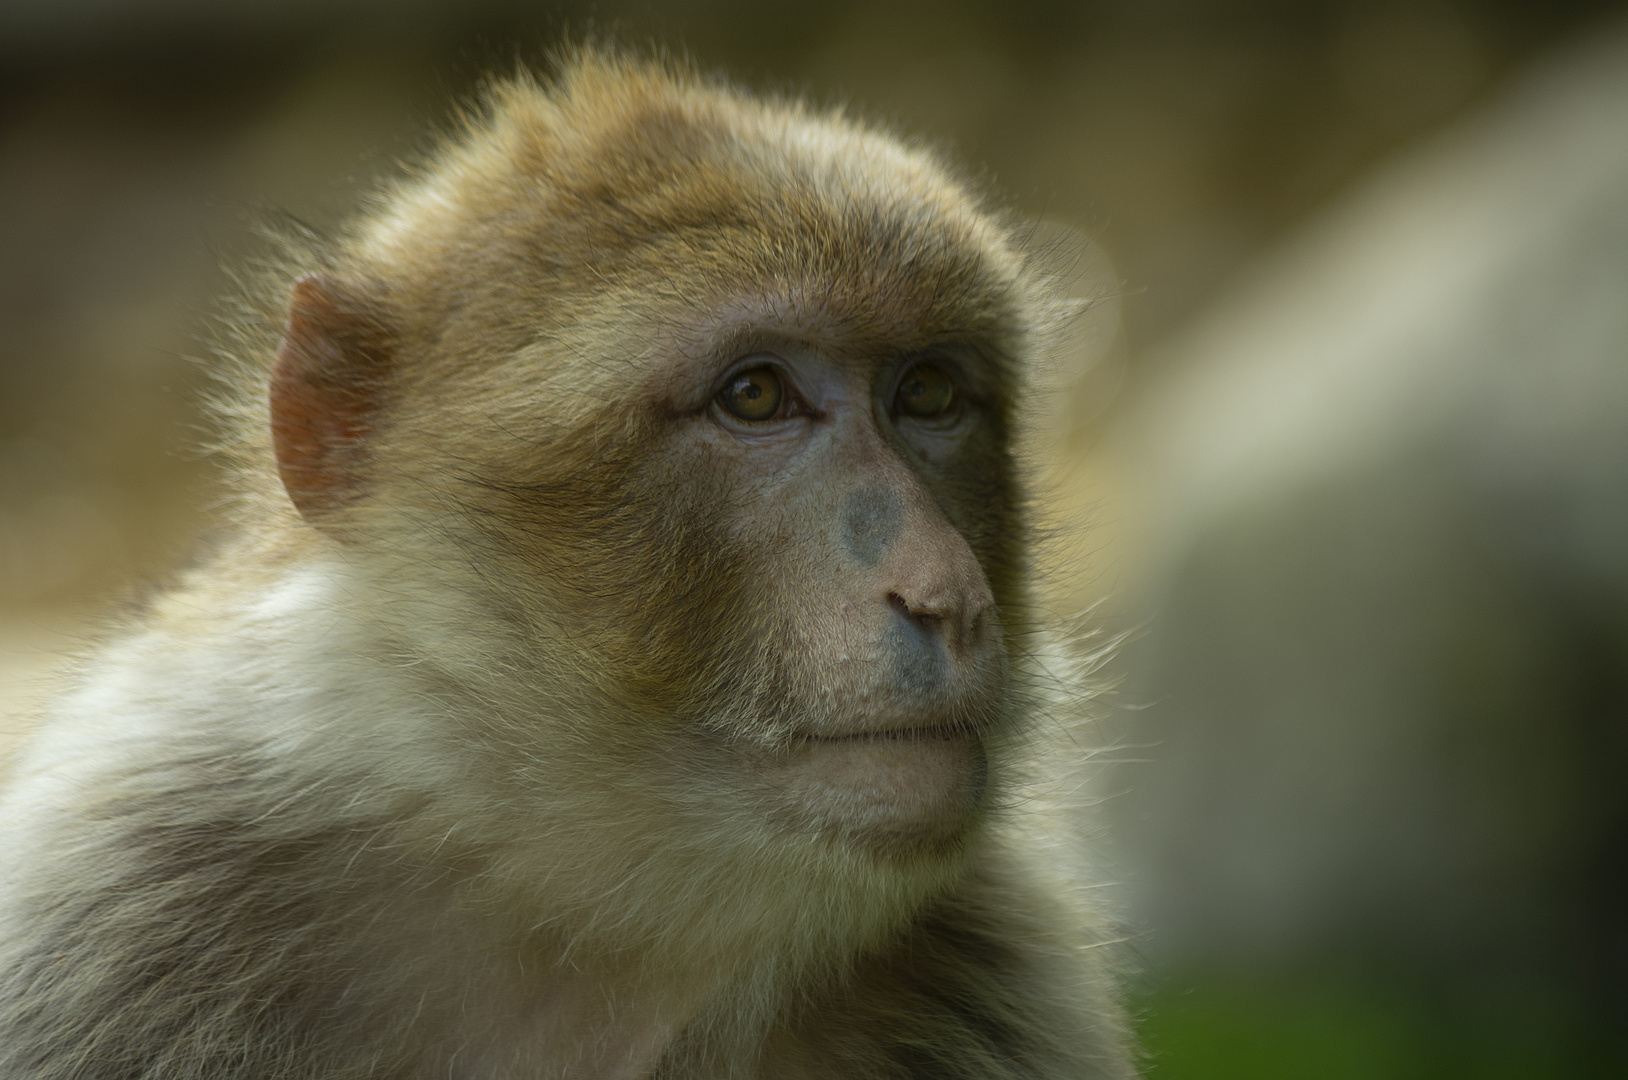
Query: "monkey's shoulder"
0 645 429 1079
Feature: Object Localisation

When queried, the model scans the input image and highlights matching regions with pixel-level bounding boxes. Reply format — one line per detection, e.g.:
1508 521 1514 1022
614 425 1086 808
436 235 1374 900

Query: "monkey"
0 52 1134 1080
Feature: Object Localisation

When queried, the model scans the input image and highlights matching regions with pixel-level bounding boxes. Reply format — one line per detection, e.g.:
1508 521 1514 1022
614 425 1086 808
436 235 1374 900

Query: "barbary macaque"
0 53 1134 1079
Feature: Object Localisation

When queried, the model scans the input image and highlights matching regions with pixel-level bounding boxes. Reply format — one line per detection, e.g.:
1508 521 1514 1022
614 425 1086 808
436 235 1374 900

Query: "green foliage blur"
1137 975 1628 1078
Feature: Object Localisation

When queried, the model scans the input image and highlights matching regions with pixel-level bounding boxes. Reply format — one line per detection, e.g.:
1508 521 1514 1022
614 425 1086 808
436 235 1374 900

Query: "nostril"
887 592 945 635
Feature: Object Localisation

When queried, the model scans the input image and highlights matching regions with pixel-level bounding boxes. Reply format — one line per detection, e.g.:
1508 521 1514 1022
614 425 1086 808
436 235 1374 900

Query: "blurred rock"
1102 18 1628 1038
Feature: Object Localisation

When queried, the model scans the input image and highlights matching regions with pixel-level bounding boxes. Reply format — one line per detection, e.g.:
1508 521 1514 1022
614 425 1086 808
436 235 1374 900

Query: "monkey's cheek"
780 732 987 850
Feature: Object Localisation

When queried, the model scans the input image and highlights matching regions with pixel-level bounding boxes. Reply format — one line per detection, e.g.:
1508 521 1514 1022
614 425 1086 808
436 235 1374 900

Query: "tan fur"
0 51 1135 1079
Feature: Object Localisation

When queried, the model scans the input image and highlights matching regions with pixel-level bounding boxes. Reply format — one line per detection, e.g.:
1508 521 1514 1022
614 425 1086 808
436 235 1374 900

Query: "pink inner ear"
270 274 394 526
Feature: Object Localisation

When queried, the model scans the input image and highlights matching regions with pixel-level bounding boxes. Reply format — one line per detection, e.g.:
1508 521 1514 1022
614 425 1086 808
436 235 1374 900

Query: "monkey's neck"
436 952 715 1080
405 885 847 1080
427 878 875 1078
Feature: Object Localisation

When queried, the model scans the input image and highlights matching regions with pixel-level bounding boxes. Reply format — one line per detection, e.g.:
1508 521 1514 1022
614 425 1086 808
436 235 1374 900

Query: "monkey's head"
258 55 1058 950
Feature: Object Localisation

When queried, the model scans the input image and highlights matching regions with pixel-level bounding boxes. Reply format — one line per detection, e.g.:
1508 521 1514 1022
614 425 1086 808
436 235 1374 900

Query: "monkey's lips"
780 726 986 846
798 724 966 744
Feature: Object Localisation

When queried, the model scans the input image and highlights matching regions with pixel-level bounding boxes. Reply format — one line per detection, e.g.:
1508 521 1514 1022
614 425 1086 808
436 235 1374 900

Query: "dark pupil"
724 369 782 419
899 366 951 416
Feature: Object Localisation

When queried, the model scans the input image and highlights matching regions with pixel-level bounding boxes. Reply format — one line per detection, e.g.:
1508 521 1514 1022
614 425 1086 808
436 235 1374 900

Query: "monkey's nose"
885 585 995 659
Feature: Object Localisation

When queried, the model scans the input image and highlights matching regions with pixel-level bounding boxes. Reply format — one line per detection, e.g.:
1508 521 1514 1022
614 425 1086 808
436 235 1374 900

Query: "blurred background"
3 1 1627 1075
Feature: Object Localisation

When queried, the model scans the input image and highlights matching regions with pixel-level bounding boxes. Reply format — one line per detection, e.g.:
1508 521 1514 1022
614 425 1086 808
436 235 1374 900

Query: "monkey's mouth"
774 725 987 845
797 726 968 745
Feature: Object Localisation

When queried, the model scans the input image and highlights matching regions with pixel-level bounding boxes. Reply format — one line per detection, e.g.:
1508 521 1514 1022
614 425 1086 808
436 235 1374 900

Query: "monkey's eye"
895 363 955 419
720 367 785 422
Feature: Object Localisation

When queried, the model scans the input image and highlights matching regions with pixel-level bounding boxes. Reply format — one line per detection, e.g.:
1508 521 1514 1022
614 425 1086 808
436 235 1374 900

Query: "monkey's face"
416 292 1027 859
336 264 1033 865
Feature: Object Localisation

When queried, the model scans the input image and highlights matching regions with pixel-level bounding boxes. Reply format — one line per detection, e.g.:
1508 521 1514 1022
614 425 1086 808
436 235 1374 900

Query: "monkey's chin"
778 729 988 854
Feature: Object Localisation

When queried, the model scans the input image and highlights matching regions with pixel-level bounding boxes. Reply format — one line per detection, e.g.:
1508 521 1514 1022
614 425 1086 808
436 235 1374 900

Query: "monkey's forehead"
354 57 1033 346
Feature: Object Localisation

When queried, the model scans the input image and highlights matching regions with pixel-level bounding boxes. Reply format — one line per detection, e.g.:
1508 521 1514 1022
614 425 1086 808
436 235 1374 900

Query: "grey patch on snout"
883 618 949 697
840 486 901 568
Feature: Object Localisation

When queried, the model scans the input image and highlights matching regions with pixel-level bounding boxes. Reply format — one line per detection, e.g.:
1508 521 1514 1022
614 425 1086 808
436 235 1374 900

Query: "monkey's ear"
270 273 396 531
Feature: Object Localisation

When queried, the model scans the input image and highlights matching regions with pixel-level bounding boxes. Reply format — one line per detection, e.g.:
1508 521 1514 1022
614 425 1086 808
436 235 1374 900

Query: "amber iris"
720 367 785 421
896 363 954 418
